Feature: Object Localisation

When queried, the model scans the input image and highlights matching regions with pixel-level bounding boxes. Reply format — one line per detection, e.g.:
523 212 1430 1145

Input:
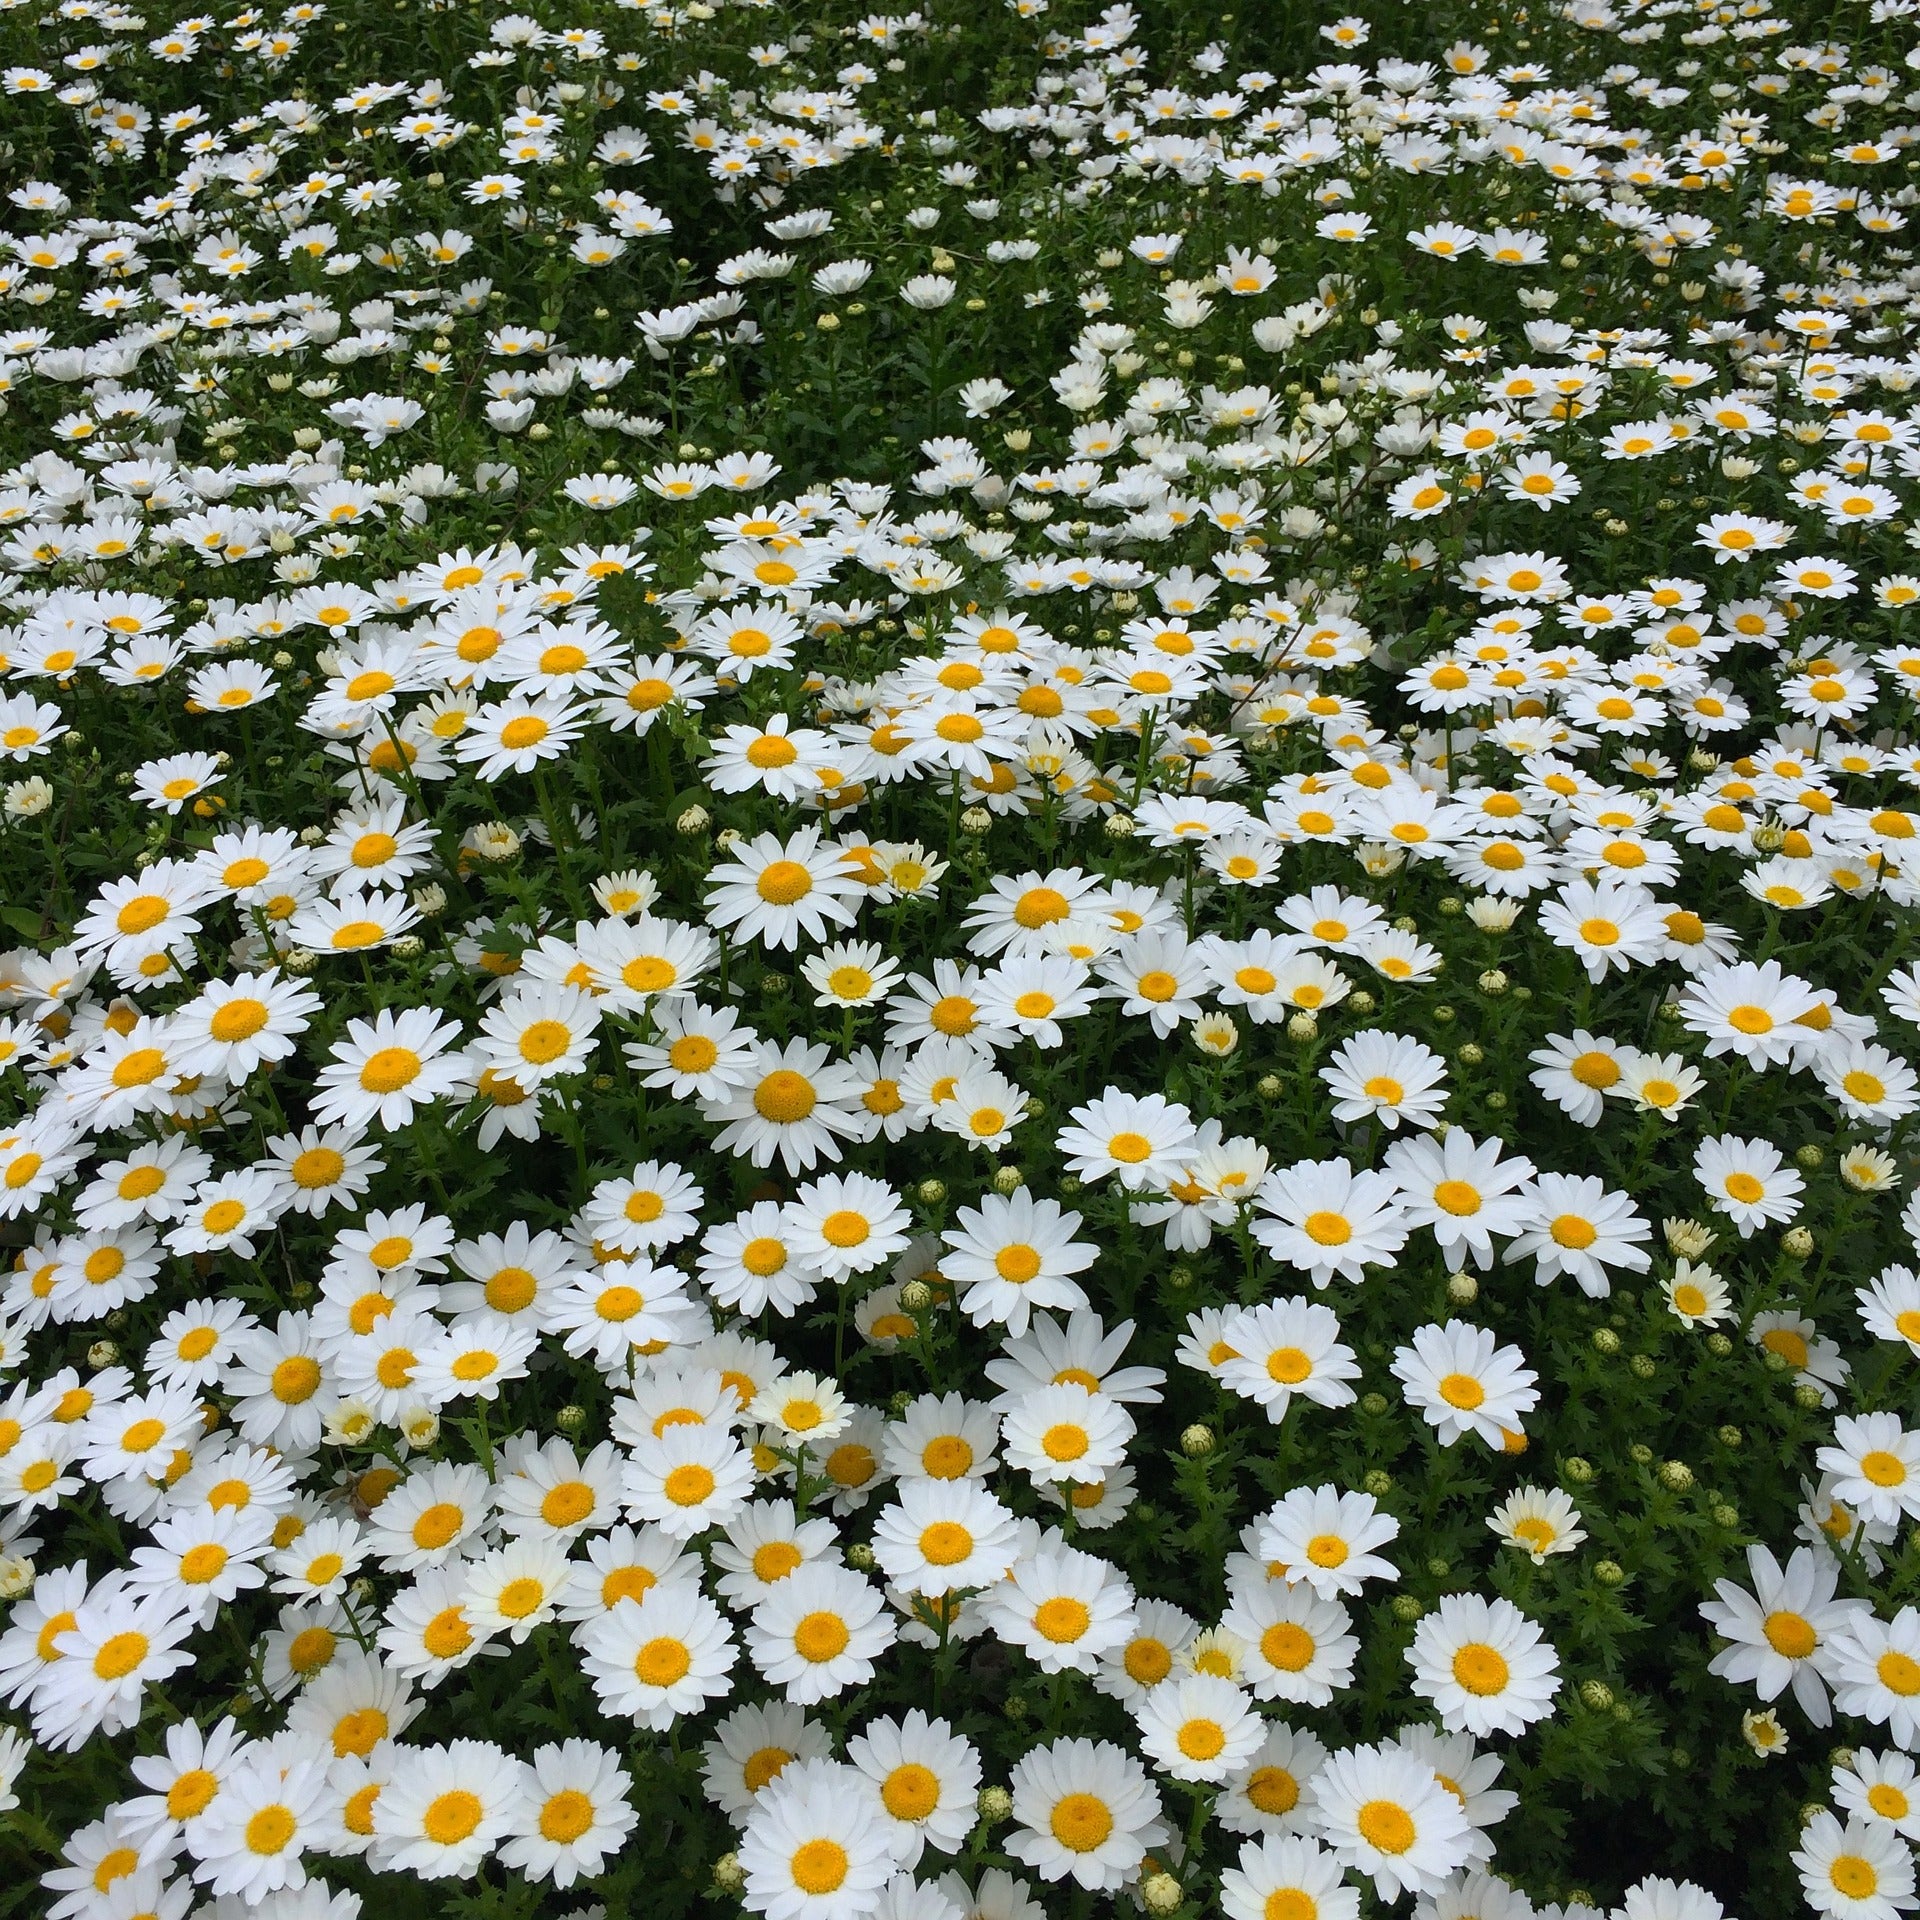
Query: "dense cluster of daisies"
8 0 1920 1914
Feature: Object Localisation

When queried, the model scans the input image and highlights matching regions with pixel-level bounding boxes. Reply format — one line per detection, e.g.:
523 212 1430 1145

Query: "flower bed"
0 0 1917 1916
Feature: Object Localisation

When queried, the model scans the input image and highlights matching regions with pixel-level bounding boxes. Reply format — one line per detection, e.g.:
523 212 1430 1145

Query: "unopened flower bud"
1180 1424 1214 1458
712 1852 745 1893
1657 1460 1694 1492
846 1542 876 1572
899 1279 933 1312
1579 1679 1615 1711
977 1785 1013 1824
1447 1272 1478 1305
993 1165 1024 1195
1782 1226 1814 1259
916 1179 946 1206
556 1404 587 1435
1141 1872 1182 1915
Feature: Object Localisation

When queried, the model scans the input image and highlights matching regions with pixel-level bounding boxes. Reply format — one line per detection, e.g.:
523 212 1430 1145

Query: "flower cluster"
5 0 1920 1916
